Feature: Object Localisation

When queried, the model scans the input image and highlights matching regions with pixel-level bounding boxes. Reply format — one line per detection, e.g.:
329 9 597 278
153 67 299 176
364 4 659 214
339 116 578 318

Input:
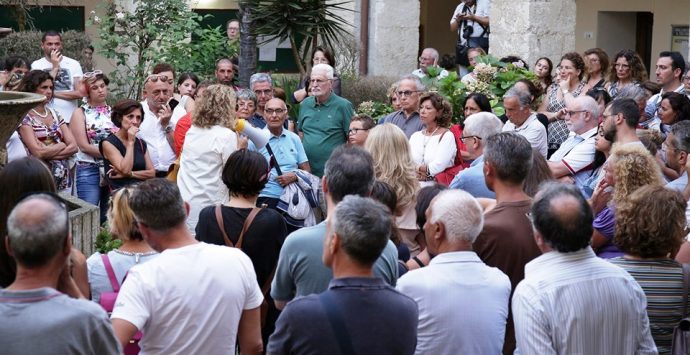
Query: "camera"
462 24 474 40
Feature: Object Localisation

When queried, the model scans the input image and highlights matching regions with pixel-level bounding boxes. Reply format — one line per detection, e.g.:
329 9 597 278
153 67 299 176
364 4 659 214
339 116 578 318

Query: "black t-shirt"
99 134 148 189
195 205 287 289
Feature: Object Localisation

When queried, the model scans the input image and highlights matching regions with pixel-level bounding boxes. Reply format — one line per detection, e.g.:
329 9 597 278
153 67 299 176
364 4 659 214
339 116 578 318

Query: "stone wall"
62 193 100 257
367 0 420 76
490 0 576 69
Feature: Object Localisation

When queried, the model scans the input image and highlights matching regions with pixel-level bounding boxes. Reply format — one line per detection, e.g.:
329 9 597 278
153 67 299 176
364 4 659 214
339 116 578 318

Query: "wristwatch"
164 125 173 134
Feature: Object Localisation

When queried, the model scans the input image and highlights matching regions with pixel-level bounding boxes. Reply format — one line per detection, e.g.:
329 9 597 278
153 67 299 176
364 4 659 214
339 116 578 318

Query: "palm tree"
238 0 257 88
250 0 353 76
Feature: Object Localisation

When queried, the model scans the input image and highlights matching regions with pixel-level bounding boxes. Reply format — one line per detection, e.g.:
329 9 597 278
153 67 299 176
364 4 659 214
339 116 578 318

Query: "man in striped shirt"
513 182 657 355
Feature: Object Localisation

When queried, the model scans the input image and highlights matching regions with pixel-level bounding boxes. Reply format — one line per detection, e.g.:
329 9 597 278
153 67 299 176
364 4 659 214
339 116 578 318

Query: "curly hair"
192 84 237 129
419 92 452 128
609 144 663 206
17 70 53 94
560 52 586 81
364 123 419 213
107 187 143 242
614 185 687 258
608 49 648 84
584 48 610 80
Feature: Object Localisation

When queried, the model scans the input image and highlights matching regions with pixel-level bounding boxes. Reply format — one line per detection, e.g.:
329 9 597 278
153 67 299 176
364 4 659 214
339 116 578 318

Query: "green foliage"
0 30 90 64
341 75 396 109
94 225 122 254
90 0 223 100
272 74 302 119
249 0 353 75
357 101 394 121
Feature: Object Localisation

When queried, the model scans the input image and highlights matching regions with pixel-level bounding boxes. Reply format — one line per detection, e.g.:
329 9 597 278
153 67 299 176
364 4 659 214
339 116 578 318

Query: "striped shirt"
609 258 690 355
513 247 657 355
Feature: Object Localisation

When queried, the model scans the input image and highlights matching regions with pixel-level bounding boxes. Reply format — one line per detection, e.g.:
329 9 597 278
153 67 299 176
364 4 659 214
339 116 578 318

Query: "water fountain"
0 91 45 166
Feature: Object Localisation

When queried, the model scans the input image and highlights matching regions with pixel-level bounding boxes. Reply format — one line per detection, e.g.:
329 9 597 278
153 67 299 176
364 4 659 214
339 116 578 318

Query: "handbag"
98 254 142 355
215 204 275 326
434 126 469 186
671 263 690 354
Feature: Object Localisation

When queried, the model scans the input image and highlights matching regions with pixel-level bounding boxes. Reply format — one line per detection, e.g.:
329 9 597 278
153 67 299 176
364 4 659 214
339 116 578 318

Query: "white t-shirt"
31 56 83 123
502 113 548 157
410 129 457 176
111 242 263 355
451 0 491 44
6 131 28 163
177 125 237 234
138 100 178 171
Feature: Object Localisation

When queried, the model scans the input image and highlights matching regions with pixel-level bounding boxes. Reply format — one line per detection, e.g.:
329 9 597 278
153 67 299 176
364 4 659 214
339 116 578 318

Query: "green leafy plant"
250 0 353 76
94 225 122 254
357 101 394 121
89 0 213 100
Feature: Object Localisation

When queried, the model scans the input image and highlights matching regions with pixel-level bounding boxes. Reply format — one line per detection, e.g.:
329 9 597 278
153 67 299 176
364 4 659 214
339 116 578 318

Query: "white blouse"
409 129 457 176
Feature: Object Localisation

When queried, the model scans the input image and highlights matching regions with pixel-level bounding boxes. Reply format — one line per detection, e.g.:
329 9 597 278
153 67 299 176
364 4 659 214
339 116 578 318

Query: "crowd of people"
2 20 690 355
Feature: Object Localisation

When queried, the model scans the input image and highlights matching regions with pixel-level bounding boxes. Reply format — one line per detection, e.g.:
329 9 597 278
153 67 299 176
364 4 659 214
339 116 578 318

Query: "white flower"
513 61 525 69
115 12 125 19
90 10 96 15
94 16 101 23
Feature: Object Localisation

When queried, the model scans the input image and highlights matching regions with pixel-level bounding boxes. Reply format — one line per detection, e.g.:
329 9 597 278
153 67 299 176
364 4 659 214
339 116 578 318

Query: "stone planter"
0 91 45 166
61 193 100 257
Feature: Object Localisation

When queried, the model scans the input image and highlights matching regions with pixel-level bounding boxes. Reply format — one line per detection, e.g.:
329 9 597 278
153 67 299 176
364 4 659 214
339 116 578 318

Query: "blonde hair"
609 144 663 205
192 84 237 129
107 188 143 241
364 123 419 212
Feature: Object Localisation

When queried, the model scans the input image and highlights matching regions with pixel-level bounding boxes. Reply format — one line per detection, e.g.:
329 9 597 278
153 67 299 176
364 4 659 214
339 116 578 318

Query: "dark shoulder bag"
671 263 690 354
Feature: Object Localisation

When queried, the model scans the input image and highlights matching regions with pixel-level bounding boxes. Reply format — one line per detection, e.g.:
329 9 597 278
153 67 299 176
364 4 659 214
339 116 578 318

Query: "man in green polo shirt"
297 63 354 177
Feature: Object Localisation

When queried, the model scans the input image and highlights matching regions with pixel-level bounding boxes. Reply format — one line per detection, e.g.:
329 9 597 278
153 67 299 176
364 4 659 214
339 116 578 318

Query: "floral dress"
21 109 73 191
76 103 116 164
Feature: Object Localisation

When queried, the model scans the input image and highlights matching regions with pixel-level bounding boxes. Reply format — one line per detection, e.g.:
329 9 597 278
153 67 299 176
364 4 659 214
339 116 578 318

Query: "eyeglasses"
253 89 273 96
565 110 587 116
396 90 420 97
460 135 482 141
614 64 630 70
145 74 170 84
265 108 286 115
309 78 330 85
418 56 433 62
83 70 103 78
683 76 690 82
348 128 369 135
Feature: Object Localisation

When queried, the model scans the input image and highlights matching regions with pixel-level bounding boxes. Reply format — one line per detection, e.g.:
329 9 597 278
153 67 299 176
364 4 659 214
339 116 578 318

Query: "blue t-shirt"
449 155 495 199
249 128 309 199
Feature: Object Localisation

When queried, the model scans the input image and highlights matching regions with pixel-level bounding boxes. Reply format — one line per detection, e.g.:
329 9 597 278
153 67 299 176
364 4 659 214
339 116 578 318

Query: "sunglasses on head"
145 74 170 84
83 70 103 78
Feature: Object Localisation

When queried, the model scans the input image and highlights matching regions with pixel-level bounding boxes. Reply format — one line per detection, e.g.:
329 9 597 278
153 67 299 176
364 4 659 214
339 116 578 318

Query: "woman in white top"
410 92 457 182
87 187 157 302
177 85 238 234
70 71 116 222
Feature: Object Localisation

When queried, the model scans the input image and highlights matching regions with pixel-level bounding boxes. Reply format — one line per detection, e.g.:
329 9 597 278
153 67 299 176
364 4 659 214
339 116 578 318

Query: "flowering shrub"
357 101 394 121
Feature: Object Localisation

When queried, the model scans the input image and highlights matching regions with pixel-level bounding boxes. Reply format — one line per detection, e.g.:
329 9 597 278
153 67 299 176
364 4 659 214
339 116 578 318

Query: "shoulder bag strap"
319 291 356 355
682 263 690 318
101 254 120 292
215 204 234 247
236 207 263 249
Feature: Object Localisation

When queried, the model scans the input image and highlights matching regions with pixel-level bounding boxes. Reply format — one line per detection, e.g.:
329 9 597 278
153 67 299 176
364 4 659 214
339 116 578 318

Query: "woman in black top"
99 99 155 190
195 149 287 344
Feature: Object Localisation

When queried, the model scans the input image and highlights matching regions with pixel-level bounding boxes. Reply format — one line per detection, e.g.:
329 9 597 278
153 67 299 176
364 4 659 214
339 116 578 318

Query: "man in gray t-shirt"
0 194 120 355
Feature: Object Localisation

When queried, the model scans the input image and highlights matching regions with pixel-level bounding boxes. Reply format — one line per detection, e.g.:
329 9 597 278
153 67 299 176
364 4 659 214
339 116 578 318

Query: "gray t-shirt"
0 287 121 354
271 221 399 301
87 249 159 303
378 110 424 139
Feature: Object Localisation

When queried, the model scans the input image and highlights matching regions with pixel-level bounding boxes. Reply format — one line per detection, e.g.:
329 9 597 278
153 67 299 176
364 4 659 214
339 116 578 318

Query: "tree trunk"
290 35 306 76
239 1 257 88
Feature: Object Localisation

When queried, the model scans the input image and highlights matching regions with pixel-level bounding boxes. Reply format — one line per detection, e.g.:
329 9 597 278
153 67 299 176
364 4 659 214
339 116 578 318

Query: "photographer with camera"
450 0 490 76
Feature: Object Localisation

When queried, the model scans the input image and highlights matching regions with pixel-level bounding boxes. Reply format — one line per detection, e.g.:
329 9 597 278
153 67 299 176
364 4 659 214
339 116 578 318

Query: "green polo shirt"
297 92 354 177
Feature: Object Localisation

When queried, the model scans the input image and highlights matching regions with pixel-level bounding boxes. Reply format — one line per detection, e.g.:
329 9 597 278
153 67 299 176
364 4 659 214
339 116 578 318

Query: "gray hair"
617 84 647 103
249 72 273 89
331 195 392 265
503 86 532 108
671 121 690 152
429 190 484 244
484 132 533 184
236 88 257 105
312 63 334 80
399 74 426 92
574 95 600 120
423 48 440 61
129 179 187 232
7 194 69 268
464 112 503 140
324 146 375 204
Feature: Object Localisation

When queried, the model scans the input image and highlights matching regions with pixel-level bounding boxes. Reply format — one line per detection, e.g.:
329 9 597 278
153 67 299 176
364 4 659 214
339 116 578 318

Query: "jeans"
76 163 108 224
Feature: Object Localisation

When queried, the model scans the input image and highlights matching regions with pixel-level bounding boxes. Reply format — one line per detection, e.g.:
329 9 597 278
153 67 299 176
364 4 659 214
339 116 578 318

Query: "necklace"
424 126 440 136
31 108 49 118
422 126 440 152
